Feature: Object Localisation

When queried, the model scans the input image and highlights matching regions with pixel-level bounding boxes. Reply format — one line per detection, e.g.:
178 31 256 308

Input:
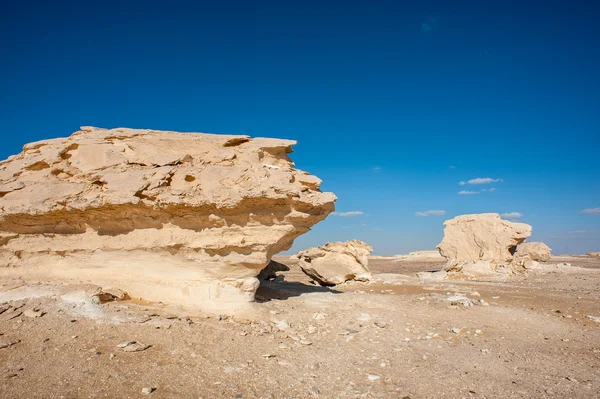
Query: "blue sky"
1 1 599 254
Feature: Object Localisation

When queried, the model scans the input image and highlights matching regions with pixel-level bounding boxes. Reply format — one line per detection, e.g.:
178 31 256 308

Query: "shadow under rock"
255 279 341 302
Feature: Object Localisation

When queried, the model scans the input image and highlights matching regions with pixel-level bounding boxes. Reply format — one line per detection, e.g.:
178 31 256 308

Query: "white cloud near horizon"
581 207 600 215
459 177 503 185
458 190 480 195
501 212 523 220
415 210 446 217
331 211 364 217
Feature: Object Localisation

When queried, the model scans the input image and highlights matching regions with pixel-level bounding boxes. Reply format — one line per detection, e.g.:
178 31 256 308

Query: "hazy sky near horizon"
1 1 599 254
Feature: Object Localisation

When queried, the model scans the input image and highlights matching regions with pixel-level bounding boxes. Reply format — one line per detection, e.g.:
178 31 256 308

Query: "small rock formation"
294 240 373 286
393 250 445 261
257 259 290 280
515 242 552 262
587 252 600 257
0 127 336 312
437 213 532 276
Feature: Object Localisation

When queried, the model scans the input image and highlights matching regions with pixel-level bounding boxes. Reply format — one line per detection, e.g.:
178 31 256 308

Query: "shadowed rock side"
436 213 532 277
294 240 373 286
257 259 290 280
0 127 336 312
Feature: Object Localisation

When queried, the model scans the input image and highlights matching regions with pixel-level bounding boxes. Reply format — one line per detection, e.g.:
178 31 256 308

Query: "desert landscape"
1 127 599 398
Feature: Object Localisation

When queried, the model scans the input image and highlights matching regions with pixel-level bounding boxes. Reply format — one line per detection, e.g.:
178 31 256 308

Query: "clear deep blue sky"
1 1 599 254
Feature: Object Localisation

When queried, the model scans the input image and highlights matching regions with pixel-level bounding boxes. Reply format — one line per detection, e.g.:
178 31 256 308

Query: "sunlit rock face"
295 240 373 286
437 213 532 276
0 127 336 312
515 242 552 263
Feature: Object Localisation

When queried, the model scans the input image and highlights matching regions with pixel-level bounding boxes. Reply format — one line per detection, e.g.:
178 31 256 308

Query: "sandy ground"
1 256 599 399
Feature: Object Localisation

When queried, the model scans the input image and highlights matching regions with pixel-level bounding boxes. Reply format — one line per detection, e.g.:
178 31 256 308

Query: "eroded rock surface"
295 240 372 285
0 127 336 312
515 242 552 262
437 213 532 276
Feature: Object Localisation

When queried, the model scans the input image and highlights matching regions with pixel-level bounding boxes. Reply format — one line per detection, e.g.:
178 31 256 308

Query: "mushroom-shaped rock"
295 240 373 286
515 242 552 262
0 127 336 312
437 213 532 275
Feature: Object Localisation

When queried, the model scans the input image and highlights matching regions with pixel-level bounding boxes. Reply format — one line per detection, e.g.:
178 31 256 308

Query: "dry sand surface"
1 256 599 399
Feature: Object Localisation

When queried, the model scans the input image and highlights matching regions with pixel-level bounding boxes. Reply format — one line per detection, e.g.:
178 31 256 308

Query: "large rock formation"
294 240 372 286
437 213 532 276
0 127 336 312
515 242 552 262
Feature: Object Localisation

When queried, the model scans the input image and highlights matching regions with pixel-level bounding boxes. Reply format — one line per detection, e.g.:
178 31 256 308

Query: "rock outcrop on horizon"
294 240 373 286
0 127 336 312
515 242 552 262
437 213 532 276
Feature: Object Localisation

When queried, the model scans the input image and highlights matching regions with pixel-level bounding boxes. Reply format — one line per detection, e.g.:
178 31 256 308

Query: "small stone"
109 353 116 360
23 309 44 318
0 337 20 349
357 313 371 321
451 327 461 334
374 321 388 329
262 354 276 358
71 335 78 339
141 387 155 395
299 340 313 346
367 374 381 381
475 329 482 334
313 313 327 321
118 341 151 352
276 320 290 330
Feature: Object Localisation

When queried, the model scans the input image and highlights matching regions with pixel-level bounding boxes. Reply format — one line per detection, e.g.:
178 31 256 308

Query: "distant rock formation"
515 242 552 262
0 127 336 312
393 250 444 261
437 213 532 276
294 240 373 285
587 252 600 257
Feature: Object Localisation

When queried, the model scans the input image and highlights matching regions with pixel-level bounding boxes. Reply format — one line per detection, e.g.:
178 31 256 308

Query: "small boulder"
516 242 552 262
295 240 373 286
257 260 290 280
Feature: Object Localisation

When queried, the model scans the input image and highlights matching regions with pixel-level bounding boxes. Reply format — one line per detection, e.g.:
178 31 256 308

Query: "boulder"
257 259 290 280
295 240 373 285
0 127 336 312
437 213 532 275
515 242 552 262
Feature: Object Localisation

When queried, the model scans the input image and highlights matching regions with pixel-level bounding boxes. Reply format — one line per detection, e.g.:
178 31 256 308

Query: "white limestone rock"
515 241 552 262
295 240 373 285
0 127 336 313
437 213 532 276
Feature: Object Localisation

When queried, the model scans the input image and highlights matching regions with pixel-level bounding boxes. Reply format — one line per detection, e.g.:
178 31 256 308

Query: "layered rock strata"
0 127 336 312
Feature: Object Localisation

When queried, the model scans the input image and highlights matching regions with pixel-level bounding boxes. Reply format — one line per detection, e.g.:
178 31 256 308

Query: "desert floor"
1 256 599 399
